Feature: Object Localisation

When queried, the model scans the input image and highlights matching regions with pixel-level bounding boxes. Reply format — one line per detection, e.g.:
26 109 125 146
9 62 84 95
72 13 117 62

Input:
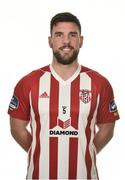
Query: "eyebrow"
54 31 79 35
69 31 78 35
54 32 63 34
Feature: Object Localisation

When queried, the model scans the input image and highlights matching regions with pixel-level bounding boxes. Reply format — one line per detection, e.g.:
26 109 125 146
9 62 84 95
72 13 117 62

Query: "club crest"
79 89 91 104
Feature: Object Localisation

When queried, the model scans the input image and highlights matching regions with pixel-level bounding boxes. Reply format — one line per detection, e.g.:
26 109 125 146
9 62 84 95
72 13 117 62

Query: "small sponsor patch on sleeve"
109 100 117 112
113 112 119 116
9 95 19 110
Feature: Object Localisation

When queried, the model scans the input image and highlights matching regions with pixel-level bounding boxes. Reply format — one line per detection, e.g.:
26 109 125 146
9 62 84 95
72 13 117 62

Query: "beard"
53 47 79 65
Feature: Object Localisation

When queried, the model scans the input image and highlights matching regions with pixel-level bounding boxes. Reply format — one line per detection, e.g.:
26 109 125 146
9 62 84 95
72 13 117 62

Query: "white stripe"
38 72 51 179
89 95 100 179
57 83 71 179
27 92 36 179
77 72 91 179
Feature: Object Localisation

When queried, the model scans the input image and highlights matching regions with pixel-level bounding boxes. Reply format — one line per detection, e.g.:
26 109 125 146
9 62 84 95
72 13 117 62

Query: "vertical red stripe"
68 138 78 179
32 119 41 179
49 75 59 179
68 76 80 179
85 124 92 179
49 75 59 129
49 137 58 179
71 75 80 129
31 81 41 179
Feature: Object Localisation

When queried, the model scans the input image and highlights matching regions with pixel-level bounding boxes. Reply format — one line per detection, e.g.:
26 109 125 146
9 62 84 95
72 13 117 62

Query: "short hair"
50 12 81 34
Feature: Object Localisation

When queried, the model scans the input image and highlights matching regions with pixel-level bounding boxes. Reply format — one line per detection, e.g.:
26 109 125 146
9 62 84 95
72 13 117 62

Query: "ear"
79 36 84 48
48 36 53 48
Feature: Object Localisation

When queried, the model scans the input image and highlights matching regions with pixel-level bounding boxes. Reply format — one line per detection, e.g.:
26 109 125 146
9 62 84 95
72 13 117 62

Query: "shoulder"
15 65 50 90
80 65 112 89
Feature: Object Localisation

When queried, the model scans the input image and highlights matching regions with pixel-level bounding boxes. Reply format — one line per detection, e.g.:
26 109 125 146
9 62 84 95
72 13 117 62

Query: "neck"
51 59 80 81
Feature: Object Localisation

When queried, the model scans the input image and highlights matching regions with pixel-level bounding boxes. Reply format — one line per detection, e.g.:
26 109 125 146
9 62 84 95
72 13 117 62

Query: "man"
8 12 119 179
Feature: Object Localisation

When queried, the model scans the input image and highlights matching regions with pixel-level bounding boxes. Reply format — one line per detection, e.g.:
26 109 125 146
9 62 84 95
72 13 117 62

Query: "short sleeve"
8 78 30 121
97 79 120 124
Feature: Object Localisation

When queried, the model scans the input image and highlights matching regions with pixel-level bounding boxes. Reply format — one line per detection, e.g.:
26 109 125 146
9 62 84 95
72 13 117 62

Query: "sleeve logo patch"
9 95 19 110
109 100 117 112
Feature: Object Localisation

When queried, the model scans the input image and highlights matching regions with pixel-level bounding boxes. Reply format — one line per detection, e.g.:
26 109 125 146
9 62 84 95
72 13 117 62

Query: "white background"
0 0 124 179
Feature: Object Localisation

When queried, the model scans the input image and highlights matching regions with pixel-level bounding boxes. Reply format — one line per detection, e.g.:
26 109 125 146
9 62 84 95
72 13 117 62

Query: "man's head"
49 12 83 65
50 12 81 35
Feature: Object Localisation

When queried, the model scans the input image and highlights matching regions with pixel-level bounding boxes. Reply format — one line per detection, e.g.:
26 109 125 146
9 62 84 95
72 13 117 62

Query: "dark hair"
50 12 81 34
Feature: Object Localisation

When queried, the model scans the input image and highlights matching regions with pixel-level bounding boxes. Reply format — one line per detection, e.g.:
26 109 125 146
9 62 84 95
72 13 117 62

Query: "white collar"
49 64 81 85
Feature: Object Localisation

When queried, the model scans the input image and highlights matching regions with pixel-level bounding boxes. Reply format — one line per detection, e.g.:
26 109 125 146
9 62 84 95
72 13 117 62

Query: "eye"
55 32 63 37
70 32 78 37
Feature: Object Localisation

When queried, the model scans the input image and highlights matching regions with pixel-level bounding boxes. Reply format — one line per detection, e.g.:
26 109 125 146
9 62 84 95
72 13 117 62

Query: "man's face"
49 22 83 65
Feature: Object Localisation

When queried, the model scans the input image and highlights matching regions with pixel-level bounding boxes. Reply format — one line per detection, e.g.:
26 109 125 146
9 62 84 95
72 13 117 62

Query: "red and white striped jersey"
8 64 119 179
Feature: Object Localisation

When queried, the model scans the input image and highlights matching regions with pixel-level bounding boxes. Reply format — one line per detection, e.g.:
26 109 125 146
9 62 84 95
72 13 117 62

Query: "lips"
60 46 73 51
62 48 71 52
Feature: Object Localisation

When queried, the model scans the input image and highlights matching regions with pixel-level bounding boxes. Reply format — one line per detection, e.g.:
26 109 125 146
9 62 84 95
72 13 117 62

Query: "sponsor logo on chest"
49 117 78 137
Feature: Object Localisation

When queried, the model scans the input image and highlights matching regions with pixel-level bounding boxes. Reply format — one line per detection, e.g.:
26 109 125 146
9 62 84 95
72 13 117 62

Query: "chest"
30 72 99 126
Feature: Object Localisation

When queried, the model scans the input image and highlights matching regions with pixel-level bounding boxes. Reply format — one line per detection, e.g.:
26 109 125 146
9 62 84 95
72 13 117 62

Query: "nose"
63 35 70 44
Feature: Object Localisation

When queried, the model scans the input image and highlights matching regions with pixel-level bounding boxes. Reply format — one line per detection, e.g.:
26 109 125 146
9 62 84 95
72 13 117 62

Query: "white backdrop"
0 0 124 179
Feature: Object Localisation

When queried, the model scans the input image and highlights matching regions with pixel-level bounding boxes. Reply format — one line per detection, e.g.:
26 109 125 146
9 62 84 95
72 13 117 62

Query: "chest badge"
79 89 92 104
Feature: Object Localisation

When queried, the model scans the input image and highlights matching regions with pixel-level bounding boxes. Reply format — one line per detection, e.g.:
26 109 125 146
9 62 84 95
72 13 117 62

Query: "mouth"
59 46 73 53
